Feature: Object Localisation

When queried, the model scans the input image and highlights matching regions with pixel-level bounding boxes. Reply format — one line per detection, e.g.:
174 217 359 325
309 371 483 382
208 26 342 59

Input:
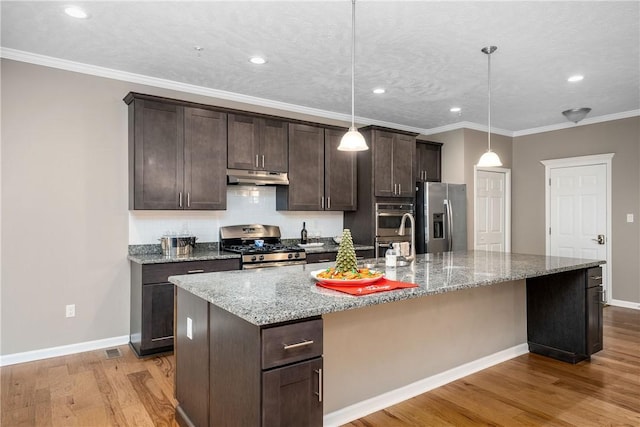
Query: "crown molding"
421 121 514 137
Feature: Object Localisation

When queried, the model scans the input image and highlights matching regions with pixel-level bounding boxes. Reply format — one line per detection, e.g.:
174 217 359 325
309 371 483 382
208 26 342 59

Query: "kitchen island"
169 251 603 427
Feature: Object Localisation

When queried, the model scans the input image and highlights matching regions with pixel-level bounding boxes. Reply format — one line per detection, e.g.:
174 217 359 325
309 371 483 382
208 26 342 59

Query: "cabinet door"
393 134 415 197
184 108 227 210
373 130 394 197
325 129 357 211
261 119 288 172
228 113 260 170
141 283 174 352
416 142 442 182
262 358 323 427
132 99 184 209
287 124 324 210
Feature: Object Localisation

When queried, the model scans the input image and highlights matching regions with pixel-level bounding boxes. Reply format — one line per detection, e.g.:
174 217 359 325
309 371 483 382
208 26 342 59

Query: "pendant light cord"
350 0 356 129
487 49 492 152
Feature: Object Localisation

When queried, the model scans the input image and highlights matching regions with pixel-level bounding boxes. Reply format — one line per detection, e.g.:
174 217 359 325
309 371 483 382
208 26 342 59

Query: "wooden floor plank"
1 306 638 427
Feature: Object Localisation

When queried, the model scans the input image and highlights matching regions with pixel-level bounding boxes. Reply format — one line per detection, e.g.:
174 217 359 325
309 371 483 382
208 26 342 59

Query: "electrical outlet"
187 317 193 340
627 213 634 223
65 304 75 318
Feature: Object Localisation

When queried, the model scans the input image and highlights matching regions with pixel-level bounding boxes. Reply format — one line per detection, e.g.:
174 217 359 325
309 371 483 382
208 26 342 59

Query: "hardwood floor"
1 306 638 426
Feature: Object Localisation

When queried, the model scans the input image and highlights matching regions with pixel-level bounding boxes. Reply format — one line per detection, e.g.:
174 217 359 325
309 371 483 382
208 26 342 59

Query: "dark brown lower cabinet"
526 266 604 363
263 358 323 427
130 258 240 357
175 296 323 427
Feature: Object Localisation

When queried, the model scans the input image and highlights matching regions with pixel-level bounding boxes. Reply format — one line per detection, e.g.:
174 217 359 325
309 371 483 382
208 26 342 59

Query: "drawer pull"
315 368 323 402
316 259 331 263
187 269 205 274
590 275 602 280
283 339 314 350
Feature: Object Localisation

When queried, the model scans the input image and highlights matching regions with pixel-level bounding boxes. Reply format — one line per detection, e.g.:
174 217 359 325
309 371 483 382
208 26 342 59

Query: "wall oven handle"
445 199 453 252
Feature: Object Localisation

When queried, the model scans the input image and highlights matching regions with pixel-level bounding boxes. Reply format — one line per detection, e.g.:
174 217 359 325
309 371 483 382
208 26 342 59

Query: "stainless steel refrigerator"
416 183 467 253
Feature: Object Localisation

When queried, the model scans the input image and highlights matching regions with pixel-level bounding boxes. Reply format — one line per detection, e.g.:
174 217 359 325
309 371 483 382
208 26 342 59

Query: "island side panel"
209 303 262 426
526 268 588 363
175 287 210 427
322 279 527 413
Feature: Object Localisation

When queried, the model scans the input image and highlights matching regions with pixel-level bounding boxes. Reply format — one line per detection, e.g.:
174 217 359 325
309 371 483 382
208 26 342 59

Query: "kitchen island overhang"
169 251 604 426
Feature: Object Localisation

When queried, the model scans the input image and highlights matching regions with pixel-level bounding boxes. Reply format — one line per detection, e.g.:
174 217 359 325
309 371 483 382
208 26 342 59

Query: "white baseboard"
323 343 529 427
609 299 640 310
0 335 130 367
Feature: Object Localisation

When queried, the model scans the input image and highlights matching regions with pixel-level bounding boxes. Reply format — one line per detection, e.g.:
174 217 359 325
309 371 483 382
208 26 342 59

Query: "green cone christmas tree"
335 229 358 273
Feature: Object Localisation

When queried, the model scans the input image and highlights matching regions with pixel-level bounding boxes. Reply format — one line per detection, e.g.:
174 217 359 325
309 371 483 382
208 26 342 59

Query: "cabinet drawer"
262 319 323 370
141 258 240 284
587 267 603 288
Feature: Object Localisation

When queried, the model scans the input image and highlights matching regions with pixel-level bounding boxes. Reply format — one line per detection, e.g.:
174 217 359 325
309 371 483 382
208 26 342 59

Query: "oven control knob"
294 252 300 258
288 253 293 259
251 255 257 262
259 255 264 261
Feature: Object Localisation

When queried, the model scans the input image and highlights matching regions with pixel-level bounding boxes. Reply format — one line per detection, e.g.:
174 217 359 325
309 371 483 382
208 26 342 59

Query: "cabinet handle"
316 259 331 262
314 368 323 402
261 155 265 168
187 269 205 274
321 197 324 209
590 276 603 280
187 192 191 208
255 154 259 168
179 192 183 208
399 183 402 194
327 197 331 210
151 335 174 342
283 339 314 350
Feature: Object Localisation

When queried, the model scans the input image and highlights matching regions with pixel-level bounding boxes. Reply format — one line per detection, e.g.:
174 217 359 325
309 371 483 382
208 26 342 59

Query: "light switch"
627 214 634 223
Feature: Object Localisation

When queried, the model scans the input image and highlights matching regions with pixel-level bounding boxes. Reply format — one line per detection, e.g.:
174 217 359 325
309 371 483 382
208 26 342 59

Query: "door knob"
592 234 605 245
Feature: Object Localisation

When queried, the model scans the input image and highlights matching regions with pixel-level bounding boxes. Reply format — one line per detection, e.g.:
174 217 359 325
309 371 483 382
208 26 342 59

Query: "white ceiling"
1 1 639 134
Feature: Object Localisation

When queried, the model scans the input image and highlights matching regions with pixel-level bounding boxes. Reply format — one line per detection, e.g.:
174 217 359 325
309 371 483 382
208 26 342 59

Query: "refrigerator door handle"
445 199 453 251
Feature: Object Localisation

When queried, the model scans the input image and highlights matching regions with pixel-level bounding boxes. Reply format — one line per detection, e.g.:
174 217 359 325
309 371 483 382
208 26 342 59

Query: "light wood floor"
1 306 638 426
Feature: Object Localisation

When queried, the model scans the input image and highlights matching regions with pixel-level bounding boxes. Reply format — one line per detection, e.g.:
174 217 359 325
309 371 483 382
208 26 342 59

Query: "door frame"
473 166 512 252
541 153 614 303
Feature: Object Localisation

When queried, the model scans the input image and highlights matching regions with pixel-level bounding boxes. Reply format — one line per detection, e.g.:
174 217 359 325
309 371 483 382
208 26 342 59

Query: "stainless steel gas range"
219 224 306 269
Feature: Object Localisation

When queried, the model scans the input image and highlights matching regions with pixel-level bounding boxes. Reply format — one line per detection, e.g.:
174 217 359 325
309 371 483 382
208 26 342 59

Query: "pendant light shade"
477 46 502 167
338 0 368 151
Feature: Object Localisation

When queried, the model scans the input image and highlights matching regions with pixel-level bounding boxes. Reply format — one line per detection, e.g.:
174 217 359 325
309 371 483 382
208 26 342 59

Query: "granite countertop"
168 250 604 326
128 242 374 264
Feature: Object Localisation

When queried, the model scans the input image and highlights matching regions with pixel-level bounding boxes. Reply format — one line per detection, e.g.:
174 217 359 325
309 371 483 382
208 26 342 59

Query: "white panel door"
549 164 607 266
476 170 506 252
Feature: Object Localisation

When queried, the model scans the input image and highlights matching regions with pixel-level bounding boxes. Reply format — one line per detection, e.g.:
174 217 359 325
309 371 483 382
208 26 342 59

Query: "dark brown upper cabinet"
276 124 356 211
227 113 288 172
416 141 442 182
126 93 227 210
367 128 416 198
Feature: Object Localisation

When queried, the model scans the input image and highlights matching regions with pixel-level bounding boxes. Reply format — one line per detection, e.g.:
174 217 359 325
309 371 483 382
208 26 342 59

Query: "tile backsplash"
129 186 344 244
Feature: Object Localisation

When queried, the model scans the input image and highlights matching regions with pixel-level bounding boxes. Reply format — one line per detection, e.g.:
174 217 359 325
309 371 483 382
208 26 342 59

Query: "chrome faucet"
397 212 416 263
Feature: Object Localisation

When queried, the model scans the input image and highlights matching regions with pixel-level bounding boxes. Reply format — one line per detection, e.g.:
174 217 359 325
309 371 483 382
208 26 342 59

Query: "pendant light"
477 46 502 167
338 0 368 151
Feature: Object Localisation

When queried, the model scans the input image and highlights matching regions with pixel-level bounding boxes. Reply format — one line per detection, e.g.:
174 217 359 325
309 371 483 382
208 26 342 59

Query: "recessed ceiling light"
64 6 89 19
568 75 584 82
249 56 266 65
373 88 386 94
450 107 461 113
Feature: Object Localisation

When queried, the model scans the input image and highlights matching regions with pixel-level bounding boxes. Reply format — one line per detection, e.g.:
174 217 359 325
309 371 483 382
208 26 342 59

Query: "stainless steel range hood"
226 169 289 186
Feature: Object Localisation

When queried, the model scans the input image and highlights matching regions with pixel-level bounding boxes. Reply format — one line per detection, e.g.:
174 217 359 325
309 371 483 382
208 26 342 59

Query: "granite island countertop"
168 250 604 326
